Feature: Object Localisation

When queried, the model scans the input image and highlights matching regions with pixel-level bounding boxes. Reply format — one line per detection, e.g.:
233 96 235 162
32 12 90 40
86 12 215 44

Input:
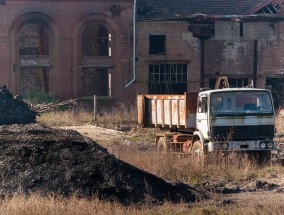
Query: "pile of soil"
0 123 205 205
0 86 36 125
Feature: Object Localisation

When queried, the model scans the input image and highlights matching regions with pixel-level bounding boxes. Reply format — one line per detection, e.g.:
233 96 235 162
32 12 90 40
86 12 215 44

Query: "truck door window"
198 97 208 113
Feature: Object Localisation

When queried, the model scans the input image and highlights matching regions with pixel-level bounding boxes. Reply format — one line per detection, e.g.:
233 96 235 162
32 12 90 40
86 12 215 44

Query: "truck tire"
191 140 204 166
157 137 168 154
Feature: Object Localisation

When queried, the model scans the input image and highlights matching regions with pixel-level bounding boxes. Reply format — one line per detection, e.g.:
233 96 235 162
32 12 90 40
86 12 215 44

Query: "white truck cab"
197 88 275 154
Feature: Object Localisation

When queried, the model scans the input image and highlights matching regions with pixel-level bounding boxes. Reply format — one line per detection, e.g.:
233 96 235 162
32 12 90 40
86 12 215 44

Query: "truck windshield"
210 91 274 116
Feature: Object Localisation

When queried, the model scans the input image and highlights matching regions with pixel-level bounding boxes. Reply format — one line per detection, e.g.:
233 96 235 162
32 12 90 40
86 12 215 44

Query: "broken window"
149 35 166 55
81 22 111 57
17 22 51 94
240 22 244 37
80 22 112 98
209 78 248 89
256 2 282 14
81 68 111 97
148 64 187 94
266 78 284 108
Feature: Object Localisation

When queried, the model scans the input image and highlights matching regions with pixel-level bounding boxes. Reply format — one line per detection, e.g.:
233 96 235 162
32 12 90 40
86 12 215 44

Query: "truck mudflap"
208 140 276 152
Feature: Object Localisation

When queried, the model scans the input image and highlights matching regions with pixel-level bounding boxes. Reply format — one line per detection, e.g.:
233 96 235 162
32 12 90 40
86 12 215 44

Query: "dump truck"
137 86 276 163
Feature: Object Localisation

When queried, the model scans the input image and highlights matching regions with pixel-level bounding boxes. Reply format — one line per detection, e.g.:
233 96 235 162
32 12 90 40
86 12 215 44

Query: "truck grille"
211 125 274 141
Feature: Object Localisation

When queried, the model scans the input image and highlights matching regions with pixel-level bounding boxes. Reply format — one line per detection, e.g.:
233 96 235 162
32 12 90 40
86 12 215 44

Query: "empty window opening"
209 78 248 89
148 64 187 94
81 68 111 97
82 22 111 57
149 35 166 55
266 78 284 108
240 22 244 37
18 23 49 56
18 22 51 94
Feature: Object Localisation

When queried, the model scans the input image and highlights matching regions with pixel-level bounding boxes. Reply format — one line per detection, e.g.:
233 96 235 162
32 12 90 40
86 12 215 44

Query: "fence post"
93 95 97 121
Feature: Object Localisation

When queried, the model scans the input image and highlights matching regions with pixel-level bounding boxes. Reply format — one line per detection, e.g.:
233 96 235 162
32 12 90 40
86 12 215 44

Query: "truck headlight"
266 142 274 149
259 142 266 149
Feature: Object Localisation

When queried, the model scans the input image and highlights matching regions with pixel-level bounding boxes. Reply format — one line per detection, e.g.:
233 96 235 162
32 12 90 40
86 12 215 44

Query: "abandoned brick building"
136 0 284 107
0 0 135 104
1 0 284 107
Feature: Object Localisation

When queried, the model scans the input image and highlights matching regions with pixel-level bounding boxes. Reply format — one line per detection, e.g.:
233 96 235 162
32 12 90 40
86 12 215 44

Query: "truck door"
196 95 209 139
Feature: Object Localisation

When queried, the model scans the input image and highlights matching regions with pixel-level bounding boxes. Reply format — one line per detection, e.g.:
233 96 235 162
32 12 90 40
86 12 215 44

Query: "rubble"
0 86 37 125
0 123 205 205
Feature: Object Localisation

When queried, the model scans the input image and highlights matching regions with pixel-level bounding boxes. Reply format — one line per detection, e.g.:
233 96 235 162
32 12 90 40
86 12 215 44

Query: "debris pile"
0 124 205 205
0 86 37 125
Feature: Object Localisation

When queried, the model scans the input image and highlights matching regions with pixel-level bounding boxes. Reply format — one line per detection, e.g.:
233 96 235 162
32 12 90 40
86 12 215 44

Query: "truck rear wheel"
191 140 204 166
157 137 168 154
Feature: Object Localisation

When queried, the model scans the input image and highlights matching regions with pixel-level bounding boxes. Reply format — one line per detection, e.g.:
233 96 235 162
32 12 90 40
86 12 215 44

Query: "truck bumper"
208 140 276 152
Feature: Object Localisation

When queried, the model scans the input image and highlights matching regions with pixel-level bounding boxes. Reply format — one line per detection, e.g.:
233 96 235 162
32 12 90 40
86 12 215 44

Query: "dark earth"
0 123 206 205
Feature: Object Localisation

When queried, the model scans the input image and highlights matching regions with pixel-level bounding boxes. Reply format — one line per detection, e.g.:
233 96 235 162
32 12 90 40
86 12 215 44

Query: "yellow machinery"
215 76 230 89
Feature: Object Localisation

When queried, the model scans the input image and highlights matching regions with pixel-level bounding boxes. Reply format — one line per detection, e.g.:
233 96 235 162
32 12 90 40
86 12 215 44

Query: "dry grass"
110 146 267 185
0 194 283 215
37 108 94 126
37 102 137 127
275 111 284 134
94 102 137 124
30 107 284 214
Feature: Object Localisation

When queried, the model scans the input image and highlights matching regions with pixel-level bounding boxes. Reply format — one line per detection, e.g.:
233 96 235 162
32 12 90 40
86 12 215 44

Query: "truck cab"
196 88 275 156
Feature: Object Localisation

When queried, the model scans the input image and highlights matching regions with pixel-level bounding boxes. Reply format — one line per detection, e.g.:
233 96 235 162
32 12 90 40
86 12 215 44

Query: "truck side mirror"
197 100 202 112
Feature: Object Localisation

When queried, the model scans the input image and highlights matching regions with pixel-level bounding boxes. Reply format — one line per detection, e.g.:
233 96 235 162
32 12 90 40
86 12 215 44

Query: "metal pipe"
200 39 205 88
253 39 258 87
125 0 136 87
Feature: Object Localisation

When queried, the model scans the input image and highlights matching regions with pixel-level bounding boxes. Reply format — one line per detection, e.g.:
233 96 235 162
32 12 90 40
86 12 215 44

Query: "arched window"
17 22 51 94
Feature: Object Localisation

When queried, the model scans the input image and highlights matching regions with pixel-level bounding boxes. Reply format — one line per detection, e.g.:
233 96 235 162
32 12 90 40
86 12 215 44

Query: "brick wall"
136 19 284 95
0 0 135 103
2 1 284 105
136 21 201 93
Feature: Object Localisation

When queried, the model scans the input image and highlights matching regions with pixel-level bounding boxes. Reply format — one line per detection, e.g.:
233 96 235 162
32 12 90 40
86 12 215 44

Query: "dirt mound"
0 86 36 125
0 124 204 205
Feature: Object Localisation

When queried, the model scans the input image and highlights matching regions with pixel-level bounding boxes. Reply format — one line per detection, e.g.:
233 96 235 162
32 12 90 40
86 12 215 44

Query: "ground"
59 125 284 207
0 123 206 205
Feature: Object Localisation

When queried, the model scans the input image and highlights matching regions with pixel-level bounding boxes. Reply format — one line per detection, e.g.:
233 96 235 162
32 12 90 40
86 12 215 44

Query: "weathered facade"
1 0 284 107
0 0 135 103
135 0 284 107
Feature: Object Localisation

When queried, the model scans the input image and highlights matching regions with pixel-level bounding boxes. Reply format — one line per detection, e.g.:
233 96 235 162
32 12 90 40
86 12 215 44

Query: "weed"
23 91 57 104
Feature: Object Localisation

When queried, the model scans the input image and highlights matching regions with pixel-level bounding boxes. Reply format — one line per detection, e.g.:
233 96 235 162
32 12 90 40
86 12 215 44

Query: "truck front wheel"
256 151 271 164
191 140 204 166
